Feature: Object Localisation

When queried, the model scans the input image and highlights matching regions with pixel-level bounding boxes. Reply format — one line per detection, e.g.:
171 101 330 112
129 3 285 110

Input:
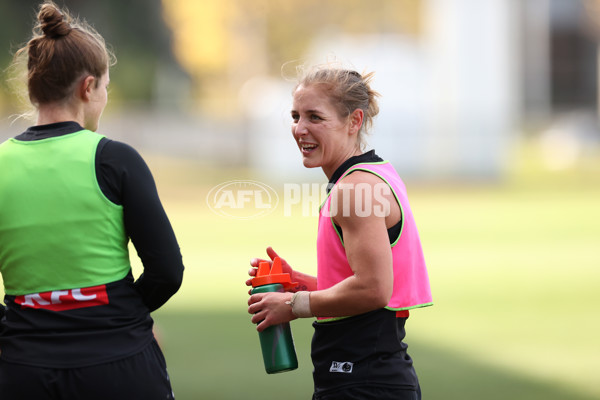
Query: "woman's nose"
294 118 308 136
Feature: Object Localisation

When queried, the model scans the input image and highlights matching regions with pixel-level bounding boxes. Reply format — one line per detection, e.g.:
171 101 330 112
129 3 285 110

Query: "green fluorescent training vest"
0 130 131 295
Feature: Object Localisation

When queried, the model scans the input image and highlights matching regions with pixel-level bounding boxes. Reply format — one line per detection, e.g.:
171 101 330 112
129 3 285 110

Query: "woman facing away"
0 2 184 399
247 66 432 400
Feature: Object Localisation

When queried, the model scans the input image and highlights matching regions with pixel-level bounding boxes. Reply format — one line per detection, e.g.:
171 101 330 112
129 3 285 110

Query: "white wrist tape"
289 291 312 318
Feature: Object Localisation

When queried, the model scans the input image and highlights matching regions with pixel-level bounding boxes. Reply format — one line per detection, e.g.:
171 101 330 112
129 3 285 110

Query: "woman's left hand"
248 291 296 332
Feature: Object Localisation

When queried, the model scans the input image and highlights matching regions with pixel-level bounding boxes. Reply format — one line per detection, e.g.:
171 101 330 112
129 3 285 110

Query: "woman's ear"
78 75 96 101
348 108 364 135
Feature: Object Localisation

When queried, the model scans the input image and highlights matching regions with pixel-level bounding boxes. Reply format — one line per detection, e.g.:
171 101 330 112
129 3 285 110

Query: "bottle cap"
251 257 297 290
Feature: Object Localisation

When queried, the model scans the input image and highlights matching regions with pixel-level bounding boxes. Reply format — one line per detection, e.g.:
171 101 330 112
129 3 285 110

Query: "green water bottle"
250 257 298 374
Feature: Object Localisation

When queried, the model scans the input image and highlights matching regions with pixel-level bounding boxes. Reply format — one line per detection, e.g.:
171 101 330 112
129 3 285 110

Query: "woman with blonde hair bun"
247 64 433 399
0 3 183 399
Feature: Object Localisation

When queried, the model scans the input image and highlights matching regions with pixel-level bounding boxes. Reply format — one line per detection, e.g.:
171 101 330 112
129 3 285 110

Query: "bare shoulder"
330 169 399 227
339 169 385 186
333 170 393 203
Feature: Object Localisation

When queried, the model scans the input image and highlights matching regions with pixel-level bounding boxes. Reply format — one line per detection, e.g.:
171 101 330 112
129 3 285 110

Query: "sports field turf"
146 141 599 399
2 140 599 399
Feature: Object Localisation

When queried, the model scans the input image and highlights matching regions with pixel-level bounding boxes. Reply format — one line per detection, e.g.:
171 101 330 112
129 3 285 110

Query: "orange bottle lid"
251 257 297 290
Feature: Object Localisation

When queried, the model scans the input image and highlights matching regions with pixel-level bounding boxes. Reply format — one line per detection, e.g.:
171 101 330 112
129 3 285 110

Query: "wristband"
286 291 312 318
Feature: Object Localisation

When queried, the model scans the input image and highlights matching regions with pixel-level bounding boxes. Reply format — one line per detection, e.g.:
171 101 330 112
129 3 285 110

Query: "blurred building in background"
1 0 598 182
245 0 520 182
242 0 600 181
523 0 600 171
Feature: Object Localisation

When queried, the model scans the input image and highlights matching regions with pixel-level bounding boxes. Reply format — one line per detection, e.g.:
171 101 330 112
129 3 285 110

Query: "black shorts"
312 384 421 400
0 339 174 400
311 309 420 400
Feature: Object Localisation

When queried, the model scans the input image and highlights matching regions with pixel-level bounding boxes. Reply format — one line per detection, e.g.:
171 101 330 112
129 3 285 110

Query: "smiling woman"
246 63 432 400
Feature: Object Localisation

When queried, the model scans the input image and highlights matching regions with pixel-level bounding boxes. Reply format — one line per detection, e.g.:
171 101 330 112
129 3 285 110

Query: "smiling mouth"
300 143 318 153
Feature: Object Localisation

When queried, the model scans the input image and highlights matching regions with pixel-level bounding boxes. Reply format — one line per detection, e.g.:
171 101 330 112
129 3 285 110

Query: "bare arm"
246 247 315 331
248 172 400 331
309 171 395 317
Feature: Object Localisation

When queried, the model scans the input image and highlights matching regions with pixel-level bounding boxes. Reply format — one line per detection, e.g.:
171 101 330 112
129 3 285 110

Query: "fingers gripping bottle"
251 257 299 374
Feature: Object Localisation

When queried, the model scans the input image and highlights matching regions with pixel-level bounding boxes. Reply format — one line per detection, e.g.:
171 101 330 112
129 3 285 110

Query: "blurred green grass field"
1 140 599 399
145 141 599 400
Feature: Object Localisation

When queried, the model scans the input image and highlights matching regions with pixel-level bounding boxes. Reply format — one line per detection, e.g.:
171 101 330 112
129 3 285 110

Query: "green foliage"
154 311 599 400
144 146 600 399
0 0 186 105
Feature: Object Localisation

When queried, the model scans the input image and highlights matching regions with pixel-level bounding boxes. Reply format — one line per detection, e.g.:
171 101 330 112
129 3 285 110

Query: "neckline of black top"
327 149 384 194
15 121 84 141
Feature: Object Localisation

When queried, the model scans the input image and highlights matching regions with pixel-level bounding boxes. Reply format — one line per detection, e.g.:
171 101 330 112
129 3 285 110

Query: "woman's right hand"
246 247 294 293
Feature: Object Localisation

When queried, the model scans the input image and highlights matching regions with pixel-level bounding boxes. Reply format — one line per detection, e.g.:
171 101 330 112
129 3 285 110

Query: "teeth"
301 143 318 150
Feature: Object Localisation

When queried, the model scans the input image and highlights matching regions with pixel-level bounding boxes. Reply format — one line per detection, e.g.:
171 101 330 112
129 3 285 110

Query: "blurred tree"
162 0 422 115
0 0 189 110
262 0 422 71
2 0 421 115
